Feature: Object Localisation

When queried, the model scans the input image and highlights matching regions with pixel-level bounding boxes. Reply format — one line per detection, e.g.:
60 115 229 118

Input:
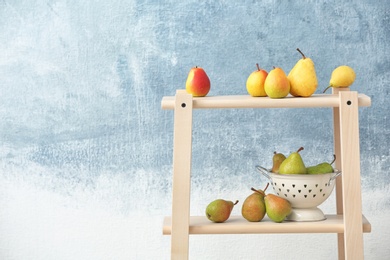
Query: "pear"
265 194 292 223
241 183 269 222
264 67 290 99
323 65 356 93
186 66 211 97
271 151 286 173
206 199 238 223
307 154 336 174
288 48 318 97
278 147 307 174
246 64 268 97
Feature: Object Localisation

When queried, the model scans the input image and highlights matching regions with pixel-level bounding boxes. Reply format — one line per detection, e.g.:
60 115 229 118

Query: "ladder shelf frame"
161 89 372 260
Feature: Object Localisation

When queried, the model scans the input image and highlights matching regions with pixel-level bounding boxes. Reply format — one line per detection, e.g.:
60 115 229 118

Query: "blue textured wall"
0 1 389 259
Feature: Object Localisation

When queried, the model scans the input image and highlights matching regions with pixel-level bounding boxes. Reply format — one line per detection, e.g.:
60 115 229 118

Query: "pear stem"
323 85 332 93
256 63 261 71
233 200 239 205
251 187 260 193
297 48 306 59
297 147 304 153
250 186 267 196
330 154 336 165
264 182 269 192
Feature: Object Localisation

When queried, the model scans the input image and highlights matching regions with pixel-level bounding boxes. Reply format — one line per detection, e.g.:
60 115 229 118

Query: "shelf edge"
162 215 371 235
161 93 371 110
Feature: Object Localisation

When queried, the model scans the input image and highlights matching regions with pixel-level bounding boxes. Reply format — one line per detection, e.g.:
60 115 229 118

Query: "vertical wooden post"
170 90 193 260
338 91 364 259
332 88 348 260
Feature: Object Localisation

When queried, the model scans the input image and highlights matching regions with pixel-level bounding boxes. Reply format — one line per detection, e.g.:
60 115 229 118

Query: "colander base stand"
286 207 326 222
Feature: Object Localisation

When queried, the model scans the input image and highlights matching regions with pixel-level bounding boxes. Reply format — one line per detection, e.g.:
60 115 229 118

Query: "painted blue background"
0 1 389 259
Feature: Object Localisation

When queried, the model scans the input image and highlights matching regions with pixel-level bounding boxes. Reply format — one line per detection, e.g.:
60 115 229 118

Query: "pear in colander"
279 147 307 175
307 155 336 174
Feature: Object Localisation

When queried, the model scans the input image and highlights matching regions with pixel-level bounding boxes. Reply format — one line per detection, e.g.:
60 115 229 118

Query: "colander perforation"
256 166 341 210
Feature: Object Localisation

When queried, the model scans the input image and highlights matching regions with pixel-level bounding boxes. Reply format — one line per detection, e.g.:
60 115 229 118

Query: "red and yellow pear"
265 194 292 223
264 67 290 98
206 199 239 223
185 66 211 97
241 184 269 222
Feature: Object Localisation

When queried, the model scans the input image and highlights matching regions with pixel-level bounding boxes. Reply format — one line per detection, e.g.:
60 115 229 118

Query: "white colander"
256 166 341 222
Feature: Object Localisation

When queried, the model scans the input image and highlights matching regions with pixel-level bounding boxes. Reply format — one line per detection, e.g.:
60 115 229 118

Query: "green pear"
271 151 286 173
288 48 318 97
307 155 336 174
265 194 292 223
241 183 269 222
206 199 238 223
279 147 307 174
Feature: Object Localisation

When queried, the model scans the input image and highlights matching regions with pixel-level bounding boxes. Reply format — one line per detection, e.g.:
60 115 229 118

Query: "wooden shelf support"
339 91 365 260
170 90 193 259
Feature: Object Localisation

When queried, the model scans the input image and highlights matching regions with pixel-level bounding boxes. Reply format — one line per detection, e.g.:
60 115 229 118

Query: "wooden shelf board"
161 93 371 110
163 215 371 235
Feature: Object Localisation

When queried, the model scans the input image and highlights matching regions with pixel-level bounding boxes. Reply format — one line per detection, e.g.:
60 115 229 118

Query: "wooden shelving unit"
161 89 372 260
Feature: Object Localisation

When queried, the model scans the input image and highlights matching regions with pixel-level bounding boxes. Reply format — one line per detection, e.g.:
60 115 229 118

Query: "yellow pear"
288 48 318 97
264 67 290 99
323 65 356 93
246 64 268 97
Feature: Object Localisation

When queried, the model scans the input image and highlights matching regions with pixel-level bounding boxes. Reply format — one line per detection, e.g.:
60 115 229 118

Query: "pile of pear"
205 147 336 224
246 48 356 98
205 184 292 224
272 147 336 175
241 183 292 223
